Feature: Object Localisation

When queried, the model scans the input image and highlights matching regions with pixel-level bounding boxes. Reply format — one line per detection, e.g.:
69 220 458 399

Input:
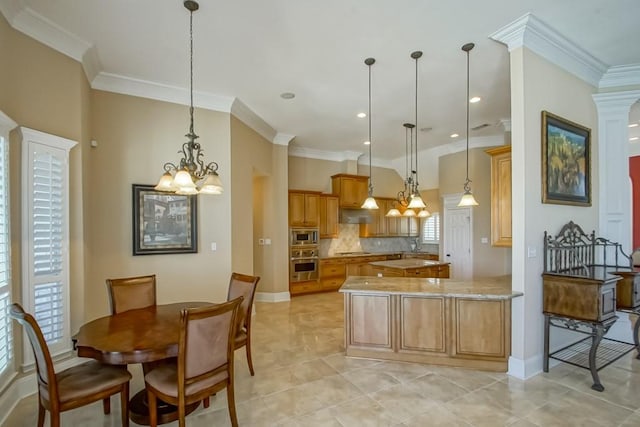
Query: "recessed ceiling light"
363 140 370 145
357 112 367 118
469 97 481 103
280 92 295 99
629 123 639 128
631 137 639 141
450 133 459 138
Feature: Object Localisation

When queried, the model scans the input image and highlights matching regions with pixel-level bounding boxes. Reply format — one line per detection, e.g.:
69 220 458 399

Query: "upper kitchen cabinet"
331 174 369 208
360 197 393 237
485 146 512 247
289 190 320 227
319 194 339 238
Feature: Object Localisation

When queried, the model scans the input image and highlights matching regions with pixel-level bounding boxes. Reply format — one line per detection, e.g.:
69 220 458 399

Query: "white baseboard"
507 354 544 379
0 357 86 426
255 291 290 302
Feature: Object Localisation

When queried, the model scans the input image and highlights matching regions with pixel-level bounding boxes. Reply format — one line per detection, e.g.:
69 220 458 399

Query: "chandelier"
386 52 429 218
155 0 223 196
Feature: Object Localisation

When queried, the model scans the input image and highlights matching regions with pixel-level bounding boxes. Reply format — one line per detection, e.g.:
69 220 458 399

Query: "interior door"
443 195 473 280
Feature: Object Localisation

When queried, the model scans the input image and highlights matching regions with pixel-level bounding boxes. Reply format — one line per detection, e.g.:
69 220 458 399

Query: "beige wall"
88 90 232 319
439 147 511 276
0 15 87 362
230 116 289 294
510 47 599 372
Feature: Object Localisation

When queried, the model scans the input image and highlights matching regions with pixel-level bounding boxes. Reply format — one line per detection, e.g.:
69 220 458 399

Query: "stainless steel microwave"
290 228 318 246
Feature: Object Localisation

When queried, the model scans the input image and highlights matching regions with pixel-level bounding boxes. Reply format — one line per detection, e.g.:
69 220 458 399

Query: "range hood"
339 208 372 224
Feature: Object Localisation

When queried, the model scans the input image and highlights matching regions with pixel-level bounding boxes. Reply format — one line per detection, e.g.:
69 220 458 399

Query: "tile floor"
5 292 640 426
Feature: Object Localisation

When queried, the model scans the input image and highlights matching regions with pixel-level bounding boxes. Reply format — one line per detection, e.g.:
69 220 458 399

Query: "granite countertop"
368 259 449 269
321 251 438 260
339 275 522 300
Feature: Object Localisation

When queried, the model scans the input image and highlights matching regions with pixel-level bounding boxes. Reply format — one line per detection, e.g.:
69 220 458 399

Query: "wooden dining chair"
106 274 157 314
227 272 260 376
144 297 243 427
9 304 132 427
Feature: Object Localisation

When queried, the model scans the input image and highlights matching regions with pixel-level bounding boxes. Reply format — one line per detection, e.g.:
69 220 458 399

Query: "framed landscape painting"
541 111 591 206
132 184 198 255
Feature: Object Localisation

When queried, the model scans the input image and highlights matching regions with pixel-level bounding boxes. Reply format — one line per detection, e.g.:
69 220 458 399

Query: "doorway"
443 194 473 280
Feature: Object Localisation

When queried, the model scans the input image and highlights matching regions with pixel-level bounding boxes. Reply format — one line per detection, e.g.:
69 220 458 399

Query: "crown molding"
91 72 235 112
230 98 278 143
592 90 640 114
599 64 640 89
490 13 607 87
0 110 17 133
288 146 362 162
1 2 93 64
273 133 295 146
499 119 512 132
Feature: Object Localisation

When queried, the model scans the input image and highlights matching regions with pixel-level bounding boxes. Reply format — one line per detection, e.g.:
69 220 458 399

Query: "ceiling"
2 0 640 162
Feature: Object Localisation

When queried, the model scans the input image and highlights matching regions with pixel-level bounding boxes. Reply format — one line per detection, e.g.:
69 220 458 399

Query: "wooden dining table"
74 301 212 425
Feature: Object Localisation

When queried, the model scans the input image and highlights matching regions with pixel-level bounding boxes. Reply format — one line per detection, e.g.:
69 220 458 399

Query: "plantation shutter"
0 132 11 376
21 128 76 363
422 212 440 243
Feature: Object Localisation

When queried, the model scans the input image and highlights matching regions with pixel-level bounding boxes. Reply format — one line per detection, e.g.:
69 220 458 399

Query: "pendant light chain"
368 60 373 194
465 44 470 188
189 7 195 137
414 53 419 193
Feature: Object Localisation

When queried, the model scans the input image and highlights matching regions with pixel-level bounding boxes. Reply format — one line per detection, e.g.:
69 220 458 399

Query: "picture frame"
132 184 198 255
541 111 591 206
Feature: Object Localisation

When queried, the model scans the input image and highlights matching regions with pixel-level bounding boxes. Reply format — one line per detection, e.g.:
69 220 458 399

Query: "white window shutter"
21 128 76 366
0 112 16 388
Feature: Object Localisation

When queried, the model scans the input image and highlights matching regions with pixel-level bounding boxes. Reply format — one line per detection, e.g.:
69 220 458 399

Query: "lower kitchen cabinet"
319 259 346 291
289 280 321 295
343 291 512 371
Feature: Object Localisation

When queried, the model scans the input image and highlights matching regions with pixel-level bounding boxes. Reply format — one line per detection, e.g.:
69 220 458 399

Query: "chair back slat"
106 274 157 314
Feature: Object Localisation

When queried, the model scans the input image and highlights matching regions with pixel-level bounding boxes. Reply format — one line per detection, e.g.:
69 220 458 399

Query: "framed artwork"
541 111 591 206
132 184 197 255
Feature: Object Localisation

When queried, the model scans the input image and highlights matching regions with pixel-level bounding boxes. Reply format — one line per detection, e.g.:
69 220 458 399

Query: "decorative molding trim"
599 64 640 88
2 4 91 63
81 45 102 84
490 13 607 87
0 110 17 132
288 146 362 162
230 98 278 143
592 90 640 114
91 72 235 112
499 119 512 132
255 291 290 303
273 133 296 146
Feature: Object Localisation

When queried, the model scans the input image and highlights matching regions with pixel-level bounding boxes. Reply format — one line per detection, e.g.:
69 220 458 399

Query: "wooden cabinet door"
289 191 319 227
332 174 369 208
398 296 447 354
486 146 512 247
346 293 393 351
452 298 509 359
303 193 319 227
319 195 339 238
289 192 306 226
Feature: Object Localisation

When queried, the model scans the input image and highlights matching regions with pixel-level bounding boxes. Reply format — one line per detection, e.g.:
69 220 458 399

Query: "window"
21 128 77 365
0 112 16 387
422 212 440 244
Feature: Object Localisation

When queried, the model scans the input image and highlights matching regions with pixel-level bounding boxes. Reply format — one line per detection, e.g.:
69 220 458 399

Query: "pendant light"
458 42 479 207
407 51 427 210
361 57 379 210
155 0 223 195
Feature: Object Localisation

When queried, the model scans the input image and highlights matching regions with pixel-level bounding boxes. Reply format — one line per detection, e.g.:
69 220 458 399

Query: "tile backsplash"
319 224 438 257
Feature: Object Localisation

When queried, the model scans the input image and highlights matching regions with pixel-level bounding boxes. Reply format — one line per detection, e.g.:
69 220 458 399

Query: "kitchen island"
369 258 450 278
340 275 522 371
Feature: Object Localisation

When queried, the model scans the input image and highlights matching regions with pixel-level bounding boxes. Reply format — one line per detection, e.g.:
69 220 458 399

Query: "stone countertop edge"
320 251 438 260
339 275 522 300
368 259 450 268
